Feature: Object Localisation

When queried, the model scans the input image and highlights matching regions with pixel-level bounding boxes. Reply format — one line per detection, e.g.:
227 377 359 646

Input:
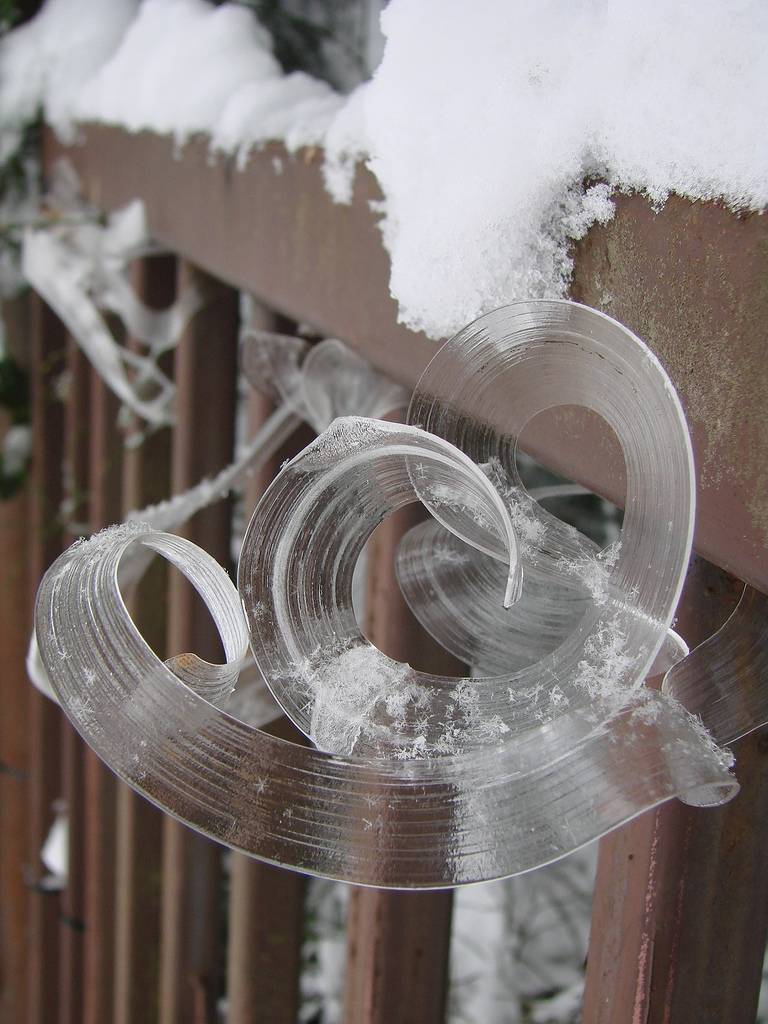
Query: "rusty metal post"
159 264 237 1024
81 363 123 1024
26 294 66 1024
583 557 768 1023
343 506 458 1024
113 254 176 1024
0 295 32 1024
226 307 310 1024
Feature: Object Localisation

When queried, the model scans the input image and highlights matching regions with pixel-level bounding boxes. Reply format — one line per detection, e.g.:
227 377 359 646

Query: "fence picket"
343 506 458 1024
58 339 91 1024
113 255 176 1024
583 557 768 1022
226 306 309 1024
26 295 66 1024
0 296 32 1024
159 264 238 1024
82 366 123 1024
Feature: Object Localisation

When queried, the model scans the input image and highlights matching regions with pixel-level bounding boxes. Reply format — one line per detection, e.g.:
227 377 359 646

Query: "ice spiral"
35 300 766 887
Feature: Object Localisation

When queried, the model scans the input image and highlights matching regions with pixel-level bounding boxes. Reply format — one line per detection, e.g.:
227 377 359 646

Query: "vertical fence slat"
113 254 176 1024
0 295 32 1024
26 294 66 1024
227 854 305 1024
82 366 123 1024
57 339 91 1024
160 264 238 1024
583 556 768 1023
226 306 308 1024
343 506 457 1024
0 458 30 1024
58 727 85 1024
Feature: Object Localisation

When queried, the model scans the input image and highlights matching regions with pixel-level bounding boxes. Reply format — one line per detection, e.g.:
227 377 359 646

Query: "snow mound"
0 0 136 159
74 0 342 149
3 0 767 341
363 0 768 338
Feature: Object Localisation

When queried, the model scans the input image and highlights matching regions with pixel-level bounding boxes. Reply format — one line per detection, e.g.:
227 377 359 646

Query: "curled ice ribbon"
35 301 767 887
27 328 409 701
22 200 202 429
125 329 409 542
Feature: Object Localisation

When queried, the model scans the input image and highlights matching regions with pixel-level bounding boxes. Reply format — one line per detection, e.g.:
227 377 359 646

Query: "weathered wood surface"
0 296 32 1024
159 264 237 1024
46 124 768 594
226 303 306 1024
0 482 30 1024
343 505 460 1024
82 366 123 1024
113 255 175 1024
58 339 90 1024
26 295 67 1024
583 557 768 1023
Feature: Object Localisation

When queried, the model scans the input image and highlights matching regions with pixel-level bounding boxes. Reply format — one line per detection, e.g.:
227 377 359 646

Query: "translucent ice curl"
35 301 768 888
27 327 408 698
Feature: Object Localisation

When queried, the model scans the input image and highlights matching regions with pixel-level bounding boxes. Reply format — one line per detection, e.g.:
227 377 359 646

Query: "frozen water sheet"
35 301 768 887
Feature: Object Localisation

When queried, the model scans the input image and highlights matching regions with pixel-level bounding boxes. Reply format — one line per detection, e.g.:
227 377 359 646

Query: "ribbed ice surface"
35 301 767 887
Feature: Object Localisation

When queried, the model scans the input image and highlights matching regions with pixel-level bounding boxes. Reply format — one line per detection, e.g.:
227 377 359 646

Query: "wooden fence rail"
0 124 766 1023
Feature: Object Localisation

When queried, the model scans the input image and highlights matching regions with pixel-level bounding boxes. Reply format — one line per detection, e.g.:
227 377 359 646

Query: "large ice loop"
35 301 768 887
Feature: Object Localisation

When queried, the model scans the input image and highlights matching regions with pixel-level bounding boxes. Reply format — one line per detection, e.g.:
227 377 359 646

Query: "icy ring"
36 301 755 887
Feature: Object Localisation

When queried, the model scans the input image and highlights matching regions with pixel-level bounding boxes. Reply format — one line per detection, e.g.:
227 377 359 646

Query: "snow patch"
4 0 767 345
2 423 31 475
0 0 136 156
363 0 768 337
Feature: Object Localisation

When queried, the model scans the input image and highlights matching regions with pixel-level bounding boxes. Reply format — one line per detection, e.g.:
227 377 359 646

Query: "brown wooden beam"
58 339 91 1024
0 296 32 1024
113 254 176 1024
26 294 66 1024
0 469 31 1024
226 855 305 1024
44 125 768 595
226 305 308 1024
583 557 768 1023
82 365 123 1024
159 263 238 1024
343 505 459 1024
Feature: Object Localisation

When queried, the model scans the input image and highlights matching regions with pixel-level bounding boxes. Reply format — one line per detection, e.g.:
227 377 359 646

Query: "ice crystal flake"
572 619 635 701
308 644 415 755
629 693 662 726
548 685 569 712
677 706 736 774
557 543 621 606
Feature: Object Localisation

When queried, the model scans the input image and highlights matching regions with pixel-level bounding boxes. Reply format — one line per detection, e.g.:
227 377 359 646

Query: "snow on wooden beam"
44 125 768 595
